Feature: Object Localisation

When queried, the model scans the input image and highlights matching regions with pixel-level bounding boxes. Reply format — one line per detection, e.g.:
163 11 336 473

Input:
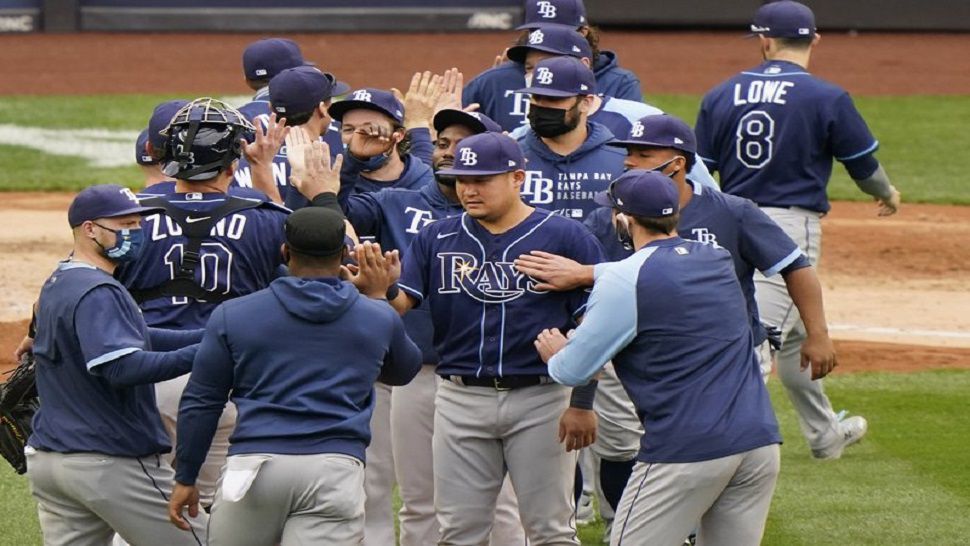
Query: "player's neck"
541 122 588 156
141 168 170 188
766 51 811 70
675 175 694 210
438 182 459 203
288 263 341 279
71 245 117 275
361 154 406 183
633 229 678 251
476 201 534 234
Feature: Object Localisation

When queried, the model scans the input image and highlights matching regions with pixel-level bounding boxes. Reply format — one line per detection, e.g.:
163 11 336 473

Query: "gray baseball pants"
434 379 579 546
610 444 780 546
26 448 207 546
207 453 365 546
755 207 844 453
391 365 526 546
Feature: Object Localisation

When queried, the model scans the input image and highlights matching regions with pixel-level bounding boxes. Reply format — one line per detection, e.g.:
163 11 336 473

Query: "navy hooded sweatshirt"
518 121 626 221
463 51 643 132
175 276 422 485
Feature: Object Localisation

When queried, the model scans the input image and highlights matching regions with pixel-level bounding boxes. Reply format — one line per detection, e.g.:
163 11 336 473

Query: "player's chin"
463 203 488 217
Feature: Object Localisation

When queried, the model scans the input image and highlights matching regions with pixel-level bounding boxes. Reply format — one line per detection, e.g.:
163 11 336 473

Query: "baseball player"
26 184 207 545
695 0 900 459
463 0 642 131
169 207 422 546
517 114 836 533
537 170 782 546
515 56 626 221
233 65 350 206
117 98 293 508
135 100 188 187
292 109 526 545
389 132 604 545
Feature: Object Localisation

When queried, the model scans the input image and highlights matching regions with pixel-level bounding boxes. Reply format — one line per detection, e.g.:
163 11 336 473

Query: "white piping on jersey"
762 248 804 278
459 213 490 378
398 282 423 301
86 347 140 371
740 71 811 77
835 140 879 162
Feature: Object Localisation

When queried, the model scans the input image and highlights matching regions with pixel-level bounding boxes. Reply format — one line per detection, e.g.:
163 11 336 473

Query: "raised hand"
348 124 396 160
394 71 444 130
242 113 288 167
291 140 343 200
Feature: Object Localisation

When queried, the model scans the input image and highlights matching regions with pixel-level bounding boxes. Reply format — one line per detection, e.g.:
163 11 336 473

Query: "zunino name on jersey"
144 212 248 241
437 251 544 303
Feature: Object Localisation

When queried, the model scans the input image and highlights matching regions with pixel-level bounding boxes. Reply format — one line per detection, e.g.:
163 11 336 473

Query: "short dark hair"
281 110 314 127
777 36 814 51
246 77 270 90
631 212 680 235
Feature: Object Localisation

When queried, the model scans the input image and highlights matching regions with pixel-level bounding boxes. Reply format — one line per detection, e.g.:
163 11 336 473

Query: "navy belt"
444 375 554 390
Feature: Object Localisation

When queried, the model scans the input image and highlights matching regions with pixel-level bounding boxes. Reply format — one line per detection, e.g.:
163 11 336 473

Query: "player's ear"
280 243 290 265
580 57 591 69
812 33 821 47
511 169 526 188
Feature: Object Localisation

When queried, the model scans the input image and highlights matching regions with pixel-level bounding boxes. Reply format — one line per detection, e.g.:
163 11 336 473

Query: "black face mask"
528 102 581 138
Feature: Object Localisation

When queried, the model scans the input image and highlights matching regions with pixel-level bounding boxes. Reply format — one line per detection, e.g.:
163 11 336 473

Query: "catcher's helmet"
161 98 255 181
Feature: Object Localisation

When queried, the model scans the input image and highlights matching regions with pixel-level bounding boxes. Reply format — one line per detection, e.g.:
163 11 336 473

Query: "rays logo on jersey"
529 29 545 45
521 170 554 204
352 90 372 102
535 67 554 86
459 147 479 166
438 252 543 303
537 1 557 18
690 227 721 248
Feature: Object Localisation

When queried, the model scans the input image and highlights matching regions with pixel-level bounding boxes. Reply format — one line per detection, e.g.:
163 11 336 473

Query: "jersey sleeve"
407 128 434 167
75 284 148 371
563 225 607 319
831 92 879 162
738 200 808 277
398 229 432 304
694 94 718 172
344 192 385 240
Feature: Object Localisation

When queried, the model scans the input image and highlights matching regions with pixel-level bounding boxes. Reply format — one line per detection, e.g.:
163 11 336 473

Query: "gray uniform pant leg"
755 206 843 452
610 445 779 546
208 453 365 546
364 382 396 546
26 449 207 546
156 373 237 507
433 380 579 546
592 363 643 462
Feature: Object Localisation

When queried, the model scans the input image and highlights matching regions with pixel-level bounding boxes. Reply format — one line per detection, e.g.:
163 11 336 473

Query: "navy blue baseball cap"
517 0 587 30
328 88 405 125
243 38 314 81
436 132 525 177
433 109 503 135
506 27 592 64
750 1 816 38
593 170 679 218
269 66 350 119
517 56 596 98
135 129 154 165
285 207 347 258
608 114 697 156
147 99 189 151
68 184 163 227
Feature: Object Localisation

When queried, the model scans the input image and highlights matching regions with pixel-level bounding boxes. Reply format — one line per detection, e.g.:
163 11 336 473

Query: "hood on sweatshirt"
270 276 359 323
521 121 621 163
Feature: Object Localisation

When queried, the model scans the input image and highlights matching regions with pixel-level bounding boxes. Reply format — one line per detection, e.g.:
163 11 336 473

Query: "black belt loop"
443 375 552 390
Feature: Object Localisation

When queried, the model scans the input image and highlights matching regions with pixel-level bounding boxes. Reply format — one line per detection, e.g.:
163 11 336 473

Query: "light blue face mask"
93 223 145 263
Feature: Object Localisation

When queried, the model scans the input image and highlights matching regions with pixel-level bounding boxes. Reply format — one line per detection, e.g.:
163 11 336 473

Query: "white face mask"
614 213 633 250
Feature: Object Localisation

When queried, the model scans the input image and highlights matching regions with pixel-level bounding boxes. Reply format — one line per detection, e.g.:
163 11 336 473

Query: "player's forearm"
851 163 894 200
174 389 226 485
95 345 197 388
407 128 434 167
250 162 283 204
147 327 204 352
783 266 829 337
379 329 423 386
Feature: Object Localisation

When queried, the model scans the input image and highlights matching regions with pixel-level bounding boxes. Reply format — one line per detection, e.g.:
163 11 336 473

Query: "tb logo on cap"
630 121 645 138
535 67 554 85
120 188 139 203
352 90 373 102
459 147 478 166
537 1 557 18
529 29 545 44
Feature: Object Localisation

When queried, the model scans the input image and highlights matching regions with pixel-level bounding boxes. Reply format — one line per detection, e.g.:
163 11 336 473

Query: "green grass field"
0 94 968 204
3 371 969 546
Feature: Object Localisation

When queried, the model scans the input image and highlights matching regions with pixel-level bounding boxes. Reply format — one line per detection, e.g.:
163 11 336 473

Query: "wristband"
386 283 400 301
569 380 598 410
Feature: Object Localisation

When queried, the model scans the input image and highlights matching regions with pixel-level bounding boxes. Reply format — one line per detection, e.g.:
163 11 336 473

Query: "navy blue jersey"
116 191 288 329
518 122 626 221
233 128 343 206
463 52 643 132
345 182 463 364
548 238 781 463
399 209 605 377
238 87 272 123
696 60 878 212
30 262 171 456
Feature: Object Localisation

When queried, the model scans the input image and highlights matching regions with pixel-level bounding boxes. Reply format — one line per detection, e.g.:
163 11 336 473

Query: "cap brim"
433 109 487 134
328 100 398 123
607 138 678 149
516 21 582 30
507 44 570 63
105 205 166 219
515 86 580 97
330 80 351 97
436 167 512 177
593 191 614 208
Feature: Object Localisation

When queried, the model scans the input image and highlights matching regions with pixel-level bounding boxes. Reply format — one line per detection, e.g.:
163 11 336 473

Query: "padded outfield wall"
2 0 970 33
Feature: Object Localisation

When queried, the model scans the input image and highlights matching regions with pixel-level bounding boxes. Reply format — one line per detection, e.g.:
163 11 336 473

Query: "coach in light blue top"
538 170 781 545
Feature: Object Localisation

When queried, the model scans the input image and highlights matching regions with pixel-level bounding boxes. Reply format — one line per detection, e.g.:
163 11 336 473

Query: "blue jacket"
175 276 422 484
463 51 643 132
518 121 626 221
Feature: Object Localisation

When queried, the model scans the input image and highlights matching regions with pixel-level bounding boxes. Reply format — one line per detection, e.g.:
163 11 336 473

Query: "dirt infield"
1 31 969 96
0 30 968 376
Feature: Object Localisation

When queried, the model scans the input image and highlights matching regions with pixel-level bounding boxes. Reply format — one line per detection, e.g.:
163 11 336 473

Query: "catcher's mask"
161 98 255 182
